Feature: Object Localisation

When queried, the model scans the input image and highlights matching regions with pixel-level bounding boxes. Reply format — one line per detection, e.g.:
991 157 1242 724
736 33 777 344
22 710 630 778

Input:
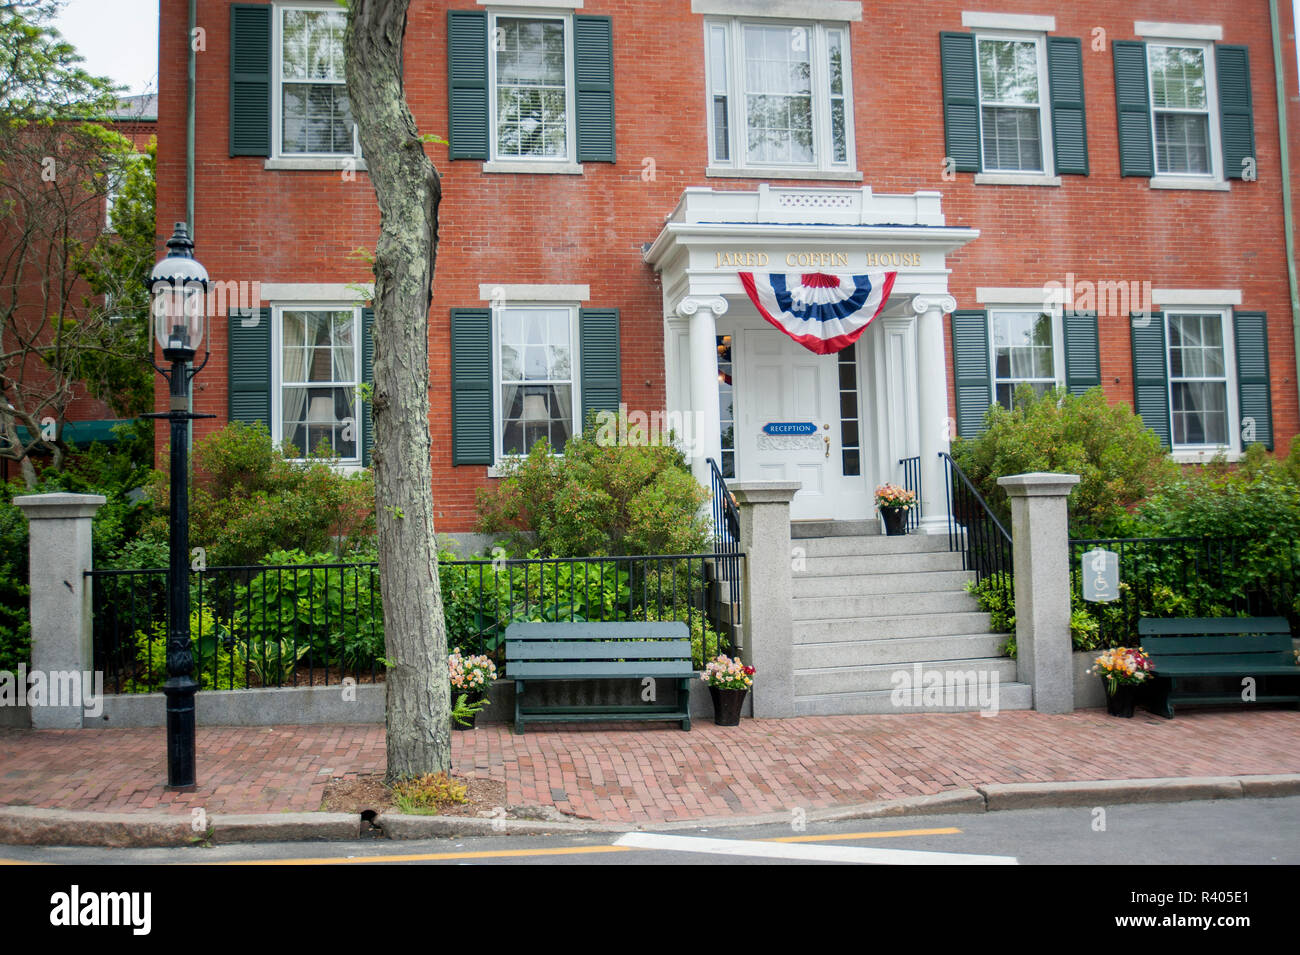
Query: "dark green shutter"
1233 311 1273 450
229 307 272 427
361 308 374 466
1113 41 1154 177
450 308 493 465
229 4 272 157
447 10 489 160
579 308 620 430
951 309 991 438
1063 310 1101 395
940 33 981 173
1216 45 1256 181
574 15 616 163
1047 37 1089 176
1130 310 1169 447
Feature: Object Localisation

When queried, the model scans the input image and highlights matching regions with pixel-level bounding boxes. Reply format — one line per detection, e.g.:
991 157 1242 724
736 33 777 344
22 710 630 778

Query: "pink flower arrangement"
875 483 917 509
702 654 755 690
448 648 497 695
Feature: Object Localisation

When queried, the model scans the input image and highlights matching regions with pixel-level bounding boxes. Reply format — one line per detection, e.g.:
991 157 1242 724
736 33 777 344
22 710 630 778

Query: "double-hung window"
495 306 579 458
976 35 1050 173
1166 310 1231 447
941 20 1088 180
1113 28 1255 186
1148 44 1216 177
705 19 855 175
274 305 362 463
275 4 358 158
491 15 573 162
990 309 1060 407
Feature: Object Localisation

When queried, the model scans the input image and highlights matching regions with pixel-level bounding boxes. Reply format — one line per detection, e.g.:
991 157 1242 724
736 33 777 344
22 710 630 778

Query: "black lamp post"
145 222 213 790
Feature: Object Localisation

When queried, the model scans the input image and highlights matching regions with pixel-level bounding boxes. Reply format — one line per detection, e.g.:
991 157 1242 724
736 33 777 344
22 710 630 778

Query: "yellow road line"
218 844 634 865
769 827 962 844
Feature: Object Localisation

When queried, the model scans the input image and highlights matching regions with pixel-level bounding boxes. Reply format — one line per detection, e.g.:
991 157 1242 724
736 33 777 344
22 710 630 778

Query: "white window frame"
486 11 577 166
973 30 1054 178
703 17 858 177
270 302 364 467
1164 307 1238 457
491 302 582 466
987 306 1065 408
272 2 361 161
1145 39 1223 184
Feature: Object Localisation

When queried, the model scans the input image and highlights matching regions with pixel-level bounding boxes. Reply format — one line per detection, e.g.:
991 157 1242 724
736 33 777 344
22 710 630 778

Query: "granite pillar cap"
996 473 1081 498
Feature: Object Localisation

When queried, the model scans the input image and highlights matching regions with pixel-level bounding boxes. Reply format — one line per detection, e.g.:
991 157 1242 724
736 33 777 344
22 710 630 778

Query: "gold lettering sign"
715 251 921 269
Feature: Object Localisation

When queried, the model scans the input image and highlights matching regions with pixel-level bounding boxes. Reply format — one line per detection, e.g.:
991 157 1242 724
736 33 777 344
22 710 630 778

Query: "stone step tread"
794 657 1017 676
790 520 881 539
792 633 1011 668
793 571 976 597
797 535 952 556
793 682 1033 715
794 610 992 631
794 553 968 575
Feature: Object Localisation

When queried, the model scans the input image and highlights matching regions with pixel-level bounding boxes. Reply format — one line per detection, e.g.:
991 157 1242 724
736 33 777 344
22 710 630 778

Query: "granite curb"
2 774 1297 847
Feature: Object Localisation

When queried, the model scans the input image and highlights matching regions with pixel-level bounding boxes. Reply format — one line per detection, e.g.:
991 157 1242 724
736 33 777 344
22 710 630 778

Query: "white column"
677 296 728 485
912 295 957 534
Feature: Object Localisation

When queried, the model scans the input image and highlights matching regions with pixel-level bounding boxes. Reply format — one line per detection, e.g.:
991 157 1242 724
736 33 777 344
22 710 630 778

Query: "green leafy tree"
952 386 1178 537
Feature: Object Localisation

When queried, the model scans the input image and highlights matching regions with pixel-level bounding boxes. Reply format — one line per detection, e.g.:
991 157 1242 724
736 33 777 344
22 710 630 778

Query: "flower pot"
452 690 485 730
709 686 747 726
880 505 909 536
1102 679 1138 718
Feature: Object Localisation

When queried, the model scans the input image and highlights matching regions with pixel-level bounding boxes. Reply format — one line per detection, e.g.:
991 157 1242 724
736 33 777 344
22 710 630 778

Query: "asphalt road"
3 795 1298 865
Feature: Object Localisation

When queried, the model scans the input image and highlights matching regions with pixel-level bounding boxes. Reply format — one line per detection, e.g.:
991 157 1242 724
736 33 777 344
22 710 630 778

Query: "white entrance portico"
645 185 978 531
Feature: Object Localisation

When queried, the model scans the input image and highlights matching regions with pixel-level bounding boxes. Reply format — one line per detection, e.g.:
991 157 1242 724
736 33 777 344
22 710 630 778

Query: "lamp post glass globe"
150 222 208 363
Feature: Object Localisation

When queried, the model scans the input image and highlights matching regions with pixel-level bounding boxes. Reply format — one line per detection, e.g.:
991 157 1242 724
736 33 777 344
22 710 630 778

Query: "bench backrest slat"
1142 633 1294 656
506 640 693 661
509 661 695 679
506 621 689 641
1138 617 1291 637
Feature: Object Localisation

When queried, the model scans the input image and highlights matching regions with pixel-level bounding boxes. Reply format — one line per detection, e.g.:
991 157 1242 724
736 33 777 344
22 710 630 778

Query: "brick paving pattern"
1 709 1298 822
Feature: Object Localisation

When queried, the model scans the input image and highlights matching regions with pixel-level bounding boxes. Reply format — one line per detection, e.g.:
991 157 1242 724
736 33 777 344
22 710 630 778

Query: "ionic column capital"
676 296 729 320
911 294 958 316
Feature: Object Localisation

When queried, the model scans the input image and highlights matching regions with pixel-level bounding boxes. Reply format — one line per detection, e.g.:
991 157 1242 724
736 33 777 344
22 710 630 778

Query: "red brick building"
155 0 1300 531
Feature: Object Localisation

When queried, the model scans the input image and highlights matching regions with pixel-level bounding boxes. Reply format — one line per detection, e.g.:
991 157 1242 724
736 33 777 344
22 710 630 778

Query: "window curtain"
281 314 309 447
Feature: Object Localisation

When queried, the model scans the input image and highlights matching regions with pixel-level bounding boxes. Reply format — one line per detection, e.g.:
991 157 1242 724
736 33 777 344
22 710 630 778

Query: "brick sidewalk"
2 709 1298 822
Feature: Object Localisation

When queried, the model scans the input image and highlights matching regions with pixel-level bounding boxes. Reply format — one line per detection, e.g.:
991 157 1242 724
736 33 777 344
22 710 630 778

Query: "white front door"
735 328 871 521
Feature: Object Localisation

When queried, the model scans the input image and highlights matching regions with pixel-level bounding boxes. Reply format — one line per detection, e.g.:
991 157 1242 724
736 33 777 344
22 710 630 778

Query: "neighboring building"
0 93 157 484
156 0 1300 531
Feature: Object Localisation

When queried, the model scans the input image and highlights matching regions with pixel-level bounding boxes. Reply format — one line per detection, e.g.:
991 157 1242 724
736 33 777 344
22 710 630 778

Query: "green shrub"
141 422 375 566
968 575 1107 657
952 386 1176 537
475 414 710 557
124 605 250 692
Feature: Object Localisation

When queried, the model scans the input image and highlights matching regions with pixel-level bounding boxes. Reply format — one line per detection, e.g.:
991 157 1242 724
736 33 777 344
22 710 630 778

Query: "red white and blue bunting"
738 271 898 355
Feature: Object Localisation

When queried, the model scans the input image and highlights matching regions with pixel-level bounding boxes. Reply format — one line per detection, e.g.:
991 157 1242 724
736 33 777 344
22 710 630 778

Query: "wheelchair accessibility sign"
1082 548 1119 603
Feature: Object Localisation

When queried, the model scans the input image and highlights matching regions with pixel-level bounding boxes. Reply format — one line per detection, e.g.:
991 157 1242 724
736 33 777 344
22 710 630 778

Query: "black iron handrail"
898 455 922 532
707 456 743 613
939 452 1013 606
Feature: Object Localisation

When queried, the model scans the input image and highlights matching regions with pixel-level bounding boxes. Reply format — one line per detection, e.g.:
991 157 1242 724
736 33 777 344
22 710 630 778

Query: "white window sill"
1169 447 1241 464
706 165 864 182
1149 176 1230 192
974 172 1062 187
483 160 584 175
265 157 366 171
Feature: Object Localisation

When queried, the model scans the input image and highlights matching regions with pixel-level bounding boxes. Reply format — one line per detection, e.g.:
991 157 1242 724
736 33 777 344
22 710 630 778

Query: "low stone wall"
83 674 742 728
1072 651 1107 709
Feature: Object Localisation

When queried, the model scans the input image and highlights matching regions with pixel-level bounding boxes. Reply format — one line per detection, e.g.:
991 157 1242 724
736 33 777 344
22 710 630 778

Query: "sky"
47 0 1300 101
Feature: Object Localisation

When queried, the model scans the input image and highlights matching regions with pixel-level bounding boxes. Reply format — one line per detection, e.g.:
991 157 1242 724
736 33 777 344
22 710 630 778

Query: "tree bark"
344 0 450 781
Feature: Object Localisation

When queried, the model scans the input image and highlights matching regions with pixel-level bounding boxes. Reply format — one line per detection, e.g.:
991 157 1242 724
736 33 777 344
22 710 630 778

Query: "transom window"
706 19 854 172
276 307 361 462
1148 44 1214 176
277 5 358 156
497 306 578 457
976 35 1049 173
991 310 1058 407
1167 311 1229 446
490 15 572 161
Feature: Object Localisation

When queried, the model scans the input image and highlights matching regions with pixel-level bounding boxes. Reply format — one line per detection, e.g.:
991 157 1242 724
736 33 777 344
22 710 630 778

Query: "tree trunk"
344 0 449 781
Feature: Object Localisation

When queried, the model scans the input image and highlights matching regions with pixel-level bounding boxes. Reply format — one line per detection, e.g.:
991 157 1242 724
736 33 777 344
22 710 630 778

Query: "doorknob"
823 436 830 458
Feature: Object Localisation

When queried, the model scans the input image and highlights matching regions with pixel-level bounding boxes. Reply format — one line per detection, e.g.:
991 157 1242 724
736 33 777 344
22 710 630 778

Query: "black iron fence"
1067 536 1300 648
89 551 743 694
940 451 1013 609
898 455 922 532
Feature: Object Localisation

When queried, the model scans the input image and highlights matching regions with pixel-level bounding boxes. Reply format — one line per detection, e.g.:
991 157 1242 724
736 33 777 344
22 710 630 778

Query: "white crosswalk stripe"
614 832 1018 865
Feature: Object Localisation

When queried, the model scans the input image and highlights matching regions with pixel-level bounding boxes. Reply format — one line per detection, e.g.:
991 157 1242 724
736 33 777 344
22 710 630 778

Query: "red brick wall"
156 0 1300 531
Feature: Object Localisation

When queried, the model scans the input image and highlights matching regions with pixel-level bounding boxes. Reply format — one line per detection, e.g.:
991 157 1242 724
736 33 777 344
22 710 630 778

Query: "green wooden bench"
1139 617 1299 718
505 621 694 734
